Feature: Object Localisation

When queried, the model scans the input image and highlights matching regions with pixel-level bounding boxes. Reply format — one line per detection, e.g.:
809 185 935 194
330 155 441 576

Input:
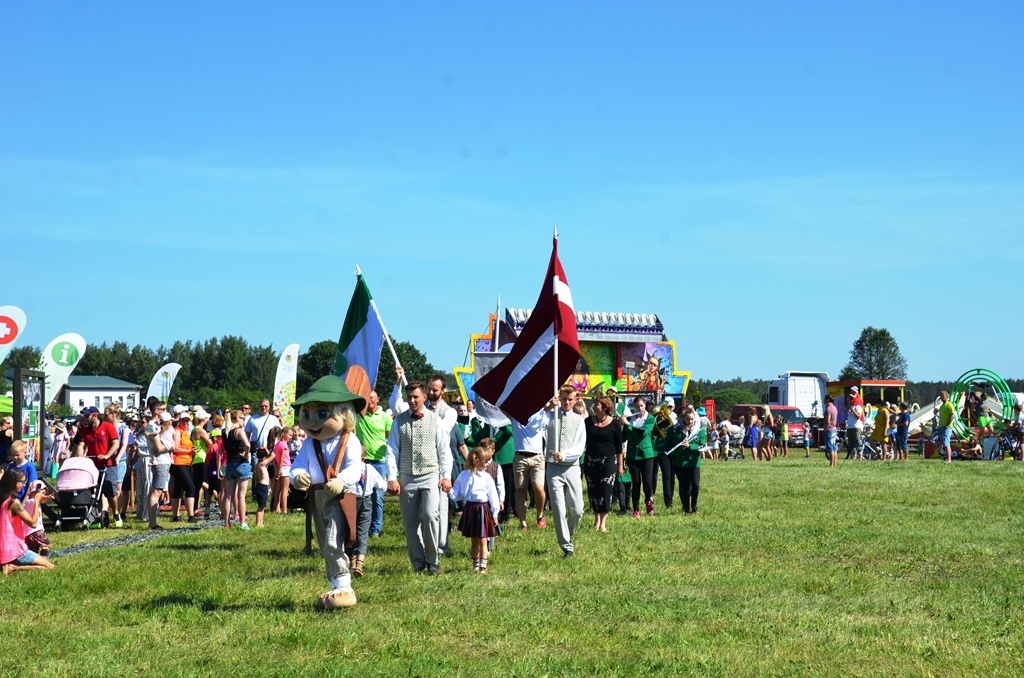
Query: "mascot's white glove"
325 478 346 496
291 471 312 491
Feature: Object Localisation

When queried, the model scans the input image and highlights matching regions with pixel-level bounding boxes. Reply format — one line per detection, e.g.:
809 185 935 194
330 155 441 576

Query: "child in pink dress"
273 427 293 514
1 468 55 573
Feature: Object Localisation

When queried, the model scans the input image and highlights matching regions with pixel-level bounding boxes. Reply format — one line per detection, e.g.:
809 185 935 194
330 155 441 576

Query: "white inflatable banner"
40 333 87 404
146 363 182 403
273 343 301 426
0 305 28 367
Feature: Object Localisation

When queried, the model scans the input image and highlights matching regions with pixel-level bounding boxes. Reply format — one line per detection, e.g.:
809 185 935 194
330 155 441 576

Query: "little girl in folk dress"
451 446 501 574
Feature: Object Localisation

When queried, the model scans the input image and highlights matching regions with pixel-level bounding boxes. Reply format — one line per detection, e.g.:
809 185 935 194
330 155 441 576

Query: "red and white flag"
473 236 579 424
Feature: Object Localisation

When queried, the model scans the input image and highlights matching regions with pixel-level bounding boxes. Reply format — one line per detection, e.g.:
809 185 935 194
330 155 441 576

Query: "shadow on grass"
254 563 323 579
127 594 301 614
154 542 243 552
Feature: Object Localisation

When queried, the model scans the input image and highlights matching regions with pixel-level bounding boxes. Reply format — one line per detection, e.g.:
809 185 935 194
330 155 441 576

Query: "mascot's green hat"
292 375 367 412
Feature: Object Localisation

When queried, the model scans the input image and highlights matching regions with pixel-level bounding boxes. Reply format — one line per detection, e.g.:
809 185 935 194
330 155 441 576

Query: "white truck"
765 371 829 420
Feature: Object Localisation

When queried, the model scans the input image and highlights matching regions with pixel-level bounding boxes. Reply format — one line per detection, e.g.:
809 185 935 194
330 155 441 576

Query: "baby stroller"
52 460 107 531
722 424 745 460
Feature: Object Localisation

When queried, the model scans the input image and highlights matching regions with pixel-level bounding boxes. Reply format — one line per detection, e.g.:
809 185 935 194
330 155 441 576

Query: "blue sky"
3 1 1022 383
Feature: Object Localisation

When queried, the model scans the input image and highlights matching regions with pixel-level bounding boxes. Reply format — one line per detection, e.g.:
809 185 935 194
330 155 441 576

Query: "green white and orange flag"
332 273 385 391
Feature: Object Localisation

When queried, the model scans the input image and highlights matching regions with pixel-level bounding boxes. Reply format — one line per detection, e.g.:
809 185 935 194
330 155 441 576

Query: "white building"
61 376 142 412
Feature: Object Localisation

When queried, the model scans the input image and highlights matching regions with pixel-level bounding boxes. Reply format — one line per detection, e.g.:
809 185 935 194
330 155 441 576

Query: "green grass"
3 457 1023 677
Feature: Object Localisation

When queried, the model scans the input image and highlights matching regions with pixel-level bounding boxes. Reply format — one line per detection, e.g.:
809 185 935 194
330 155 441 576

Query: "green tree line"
1 336 453 410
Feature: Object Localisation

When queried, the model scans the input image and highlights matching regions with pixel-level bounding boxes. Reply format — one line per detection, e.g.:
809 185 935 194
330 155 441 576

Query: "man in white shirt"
512 408 548 531
390 368 458 554
386 380 453 575
539 385 587 558
845 387 865 460
245 399 281 460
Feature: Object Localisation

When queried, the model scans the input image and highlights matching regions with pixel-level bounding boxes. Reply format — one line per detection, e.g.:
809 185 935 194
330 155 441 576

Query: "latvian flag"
473 237 580 424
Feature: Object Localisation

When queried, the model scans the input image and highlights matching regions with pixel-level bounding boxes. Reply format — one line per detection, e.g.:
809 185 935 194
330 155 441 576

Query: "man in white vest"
539 385 587 558
390 368 458 555
386 380 453 574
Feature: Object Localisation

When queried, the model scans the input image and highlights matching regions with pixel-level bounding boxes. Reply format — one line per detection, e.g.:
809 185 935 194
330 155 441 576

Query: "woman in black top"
583 395 625 533
0 416 14 465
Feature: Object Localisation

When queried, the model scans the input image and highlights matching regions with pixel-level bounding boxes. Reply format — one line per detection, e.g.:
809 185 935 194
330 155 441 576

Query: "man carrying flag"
473 233 582 556
337 269 392 536
539 386 586 557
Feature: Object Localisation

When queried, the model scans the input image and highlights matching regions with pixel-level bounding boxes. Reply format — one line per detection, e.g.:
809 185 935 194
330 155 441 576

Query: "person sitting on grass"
0 468 55 573
958 435 983 460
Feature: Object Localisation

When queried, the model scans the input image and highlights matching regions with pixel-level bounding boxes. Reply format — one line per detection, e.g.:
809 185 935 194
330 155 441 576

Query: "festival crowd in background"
3 372 1023 578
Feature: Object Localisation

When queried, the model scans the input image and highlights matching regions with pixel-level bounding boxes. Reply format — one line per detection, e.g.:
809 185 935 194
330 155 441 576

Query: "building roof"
67 376 142 390
506 308 666 343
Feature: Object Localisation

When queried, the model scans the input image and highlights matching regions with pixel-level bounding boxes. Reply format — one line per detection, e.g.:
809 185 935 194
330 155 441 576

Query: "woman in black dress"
583 395 625 532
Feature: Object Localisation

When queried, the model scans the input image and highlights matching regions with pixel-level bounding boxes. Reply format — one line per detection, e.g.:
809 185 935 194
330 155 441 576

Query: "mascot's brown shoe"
316 588 357 611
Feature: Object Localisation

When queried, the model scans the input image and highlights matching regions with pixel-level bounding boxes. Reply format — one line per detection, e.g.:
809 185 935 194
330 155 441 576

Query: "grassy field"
2 456 1022 677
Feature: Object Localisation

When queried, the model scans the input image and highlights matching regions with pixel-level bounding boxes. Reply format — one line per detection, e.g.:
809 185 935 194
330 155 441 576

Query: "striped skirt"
458 501 500 538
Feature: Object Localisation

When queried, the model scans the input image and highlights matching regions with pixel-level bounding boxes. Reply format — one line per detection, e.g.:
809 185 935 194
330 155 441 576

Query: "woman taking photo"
622 396 657 518
190 409 213 520
583 396 624 532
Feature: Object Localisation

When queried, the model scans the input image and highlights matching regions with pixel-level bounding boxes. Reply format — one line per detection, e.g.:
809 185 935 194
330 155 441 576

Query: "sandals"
352 556 365 577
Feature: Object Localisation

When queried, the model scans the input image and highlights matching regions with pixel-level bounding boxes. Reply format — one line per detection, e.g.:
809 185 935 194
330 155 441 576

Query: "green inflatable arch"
949 368 1014 439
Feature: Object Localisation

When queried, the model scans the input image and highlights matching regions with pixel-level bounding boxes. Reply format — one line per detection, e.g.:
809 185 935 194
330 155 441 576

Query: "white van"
765 371 829 420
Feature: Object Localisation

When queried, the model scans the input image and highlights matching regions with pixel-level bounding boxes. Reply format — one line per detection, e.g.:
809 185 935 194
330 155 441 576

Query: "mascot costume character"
289 375 366 610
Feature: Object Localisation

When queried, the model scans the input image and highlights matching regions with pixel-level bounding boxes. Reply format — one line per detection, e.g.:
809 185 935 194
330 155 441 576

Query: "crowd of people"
5 374 1019 580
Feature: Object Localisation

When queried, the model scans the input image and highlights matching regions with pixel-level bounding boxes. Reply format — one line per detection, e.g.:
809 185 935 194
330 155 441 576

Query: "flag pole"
355 264 407 387
493 295 501 349
553 226 560 456
374 300 407 386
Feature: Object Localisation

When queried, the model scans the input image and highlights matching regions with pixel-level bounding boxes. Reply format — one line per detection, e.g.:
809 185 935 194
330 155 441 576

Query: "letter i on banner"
40 333 87 405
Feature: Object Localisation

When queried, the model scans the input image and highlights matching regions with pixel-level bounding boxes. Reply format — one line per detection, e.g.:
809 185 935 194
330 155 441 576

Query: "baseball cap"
849 386 859 394
193 408 211 421
81 406 100 416
662 397 675 409
159 412 173 422
171 404 188 415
